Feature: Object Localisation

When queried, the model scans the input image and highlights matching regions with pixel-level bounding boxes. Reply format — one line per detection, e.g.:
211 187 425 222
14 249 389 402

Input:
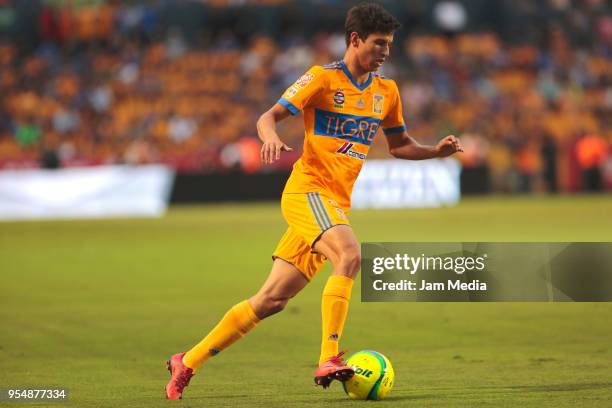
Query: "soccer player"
165 2 462 400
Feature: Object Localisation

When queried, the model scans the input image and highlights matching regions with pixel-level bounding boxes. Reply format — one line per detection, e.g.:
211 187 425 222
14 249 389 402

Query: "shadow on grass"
315 395 431 403
174 382 612 405
503 382 612 393
421 381 612 395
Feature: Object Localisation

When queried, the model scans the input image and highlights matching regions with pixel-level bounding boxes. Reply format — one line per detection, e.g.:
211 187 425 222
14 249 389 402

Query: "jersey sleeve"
381 81 407 134
277 66 326 115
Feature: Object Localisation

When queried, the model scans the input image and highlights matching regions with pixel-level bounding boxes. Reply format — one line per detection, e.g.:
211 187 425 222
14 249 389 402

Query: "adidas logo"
356 98 365 109
328 333 339 341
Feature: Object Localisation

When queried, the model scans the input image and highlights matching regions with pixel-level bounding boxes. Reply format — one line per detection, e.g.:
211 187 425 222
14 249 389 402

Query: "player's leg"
249 258 309 319
165 258 307 399
183 258 307 370
276 193 356 387
312 225 360 387
315 224 360 278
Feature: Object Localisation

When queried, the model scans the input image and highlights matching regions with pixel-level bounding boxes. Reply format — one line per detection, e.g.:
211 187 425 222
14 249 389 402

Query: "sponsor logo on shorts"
336 142 366 161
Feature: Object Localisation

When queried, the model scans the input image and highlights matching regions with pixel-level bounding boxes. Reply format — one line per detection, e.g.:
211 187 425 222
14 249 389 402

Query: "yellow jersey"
278 61 406 210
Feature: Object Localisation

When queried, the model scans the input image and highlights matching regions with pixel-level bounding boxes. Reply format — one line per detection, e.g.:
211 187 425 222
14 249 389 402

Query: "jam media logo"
333 89 345 108
336 142 366 160
373 94 384 114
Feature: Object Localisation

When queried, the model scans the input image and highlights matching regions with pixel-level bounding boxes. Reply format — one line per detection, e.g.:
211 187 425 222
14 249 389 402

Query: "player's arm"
258 66 324 164
257 103 293 164
382 80 462 160
385 131 463 160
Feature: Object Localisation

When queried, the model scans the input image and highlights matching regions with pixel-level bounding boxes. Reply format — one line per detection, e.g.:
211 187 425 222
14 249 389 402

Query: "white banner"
351 159 461 209
0 165 175 221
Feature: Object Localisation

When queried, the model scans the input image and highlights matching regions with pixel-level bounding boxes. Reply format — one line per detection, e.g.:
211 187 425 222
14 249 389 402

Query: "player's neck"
342 55 370 85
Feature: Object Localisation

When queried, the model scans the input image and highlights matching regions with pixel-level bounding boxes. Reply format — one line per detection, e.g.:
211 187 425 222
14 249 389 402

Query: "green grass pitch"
1 195 611 407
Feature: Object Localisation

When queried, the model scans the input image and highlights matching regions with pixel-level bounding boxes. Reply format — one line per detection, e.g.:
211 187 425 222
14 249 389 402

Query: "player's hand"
260 138 293 164
435 135 463 157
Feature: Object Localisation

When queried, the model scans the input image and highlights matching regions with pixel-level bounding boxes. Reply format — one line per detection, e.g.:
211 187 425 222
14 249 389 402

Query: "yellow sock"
319 275 354 365
183 300 260 371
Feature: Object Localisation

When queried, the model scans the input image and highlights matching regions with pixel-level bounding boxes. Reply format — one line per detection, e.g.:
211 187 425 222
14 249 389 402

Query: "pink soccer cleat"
314 351 354 388
165 352 194 400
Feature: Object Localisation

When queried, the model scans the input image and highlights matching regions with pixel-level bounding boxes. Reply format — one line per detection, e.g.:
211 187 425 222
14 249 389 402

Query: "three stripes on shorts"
307 192 333 231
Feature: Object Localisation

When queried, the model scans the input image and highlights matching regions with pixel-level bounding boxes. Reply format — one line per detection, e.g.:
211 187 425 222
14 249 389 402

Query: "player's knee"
270 297 289 315
259 294 289 318
338 247 361 275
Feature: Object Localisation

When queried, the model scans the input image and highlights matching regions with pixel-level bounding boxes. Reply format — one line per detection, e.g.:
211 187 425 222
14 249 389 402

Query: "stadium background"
1 1 611 407
1 0 611 197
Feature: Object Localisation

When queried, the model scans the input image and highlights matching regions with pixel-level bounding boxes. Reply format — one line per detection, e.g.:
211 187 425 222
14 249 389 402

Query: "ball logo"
354 366 374 378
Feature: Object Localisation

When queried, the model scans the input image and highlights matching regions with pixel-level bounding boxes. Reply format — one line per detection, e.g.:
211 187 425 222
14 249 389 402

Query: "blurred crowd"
0 0 611 192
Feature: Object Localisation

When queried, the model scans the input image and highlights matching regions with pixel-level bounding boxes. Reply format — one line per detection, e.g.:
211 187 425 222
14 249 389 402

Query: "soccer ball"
342 350 394 400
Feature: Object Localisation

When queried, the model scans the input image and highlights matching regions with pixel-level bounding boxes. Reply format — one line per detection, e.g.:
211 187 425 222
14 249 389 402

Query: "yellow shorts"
273 192 350 281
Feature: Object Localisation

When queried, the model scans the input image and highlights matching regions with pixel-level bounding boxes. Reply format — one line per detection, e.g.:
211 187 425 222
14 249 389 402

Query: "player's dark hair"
345 2 401 47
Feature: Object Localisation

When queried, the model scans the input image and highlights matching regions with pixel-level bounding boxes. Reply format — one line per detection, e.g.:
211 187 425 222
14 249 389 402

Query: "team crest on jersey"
336 142 365 161
333 89 345 108
373 94 384 114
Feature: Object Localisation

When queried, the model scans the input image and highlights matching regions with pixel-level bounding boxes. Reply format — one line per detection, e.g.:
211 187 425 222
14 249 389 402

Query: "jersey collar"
340 60 372 91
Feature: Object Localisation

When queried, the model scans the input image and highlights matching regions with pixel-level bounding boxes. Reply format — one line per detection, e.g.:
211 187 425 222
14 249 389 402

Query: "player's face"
359 32 393 72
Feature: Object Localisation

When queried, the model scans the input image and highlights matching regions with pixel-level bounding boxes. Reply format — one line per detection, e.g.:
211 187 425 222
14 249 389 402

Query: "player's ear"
350 32 361 48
